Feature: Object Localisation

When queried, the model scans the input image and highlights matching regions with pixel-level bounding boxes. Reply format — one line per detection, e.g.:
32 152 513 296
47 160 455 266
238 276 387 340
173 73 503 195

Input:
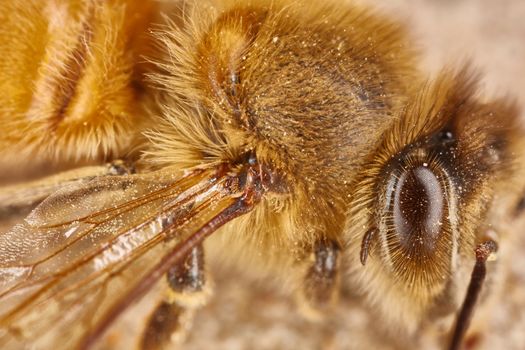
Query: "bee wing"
0 166 246 349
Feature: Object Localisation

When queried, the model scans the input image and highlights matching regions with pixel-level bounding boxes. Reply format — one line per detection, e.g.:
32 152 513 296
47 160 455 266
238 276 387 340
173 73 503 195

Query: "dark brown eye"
393 165 444 251
371 142 459 295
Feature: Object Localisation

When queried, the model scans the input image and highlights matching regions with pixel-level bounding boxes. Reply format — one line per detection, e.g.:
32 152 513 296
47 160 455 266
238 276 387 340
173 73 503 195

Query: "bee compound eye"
393 165 444 251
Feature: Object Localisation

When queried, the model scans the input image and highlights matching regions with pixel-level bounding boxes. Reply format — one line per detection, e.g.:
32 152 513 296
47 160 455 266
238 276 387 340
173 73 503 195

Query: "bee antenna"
359 227 377 266
448 240 498 350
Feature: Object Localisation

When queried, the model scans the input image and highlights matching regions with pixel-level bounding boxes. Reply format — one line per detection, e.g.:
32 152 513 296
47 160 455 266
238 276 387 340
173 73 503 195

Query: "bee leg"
141 244 211 350
165 243 211 306
448 240 498 350
141 301 194 350
298 239 340 320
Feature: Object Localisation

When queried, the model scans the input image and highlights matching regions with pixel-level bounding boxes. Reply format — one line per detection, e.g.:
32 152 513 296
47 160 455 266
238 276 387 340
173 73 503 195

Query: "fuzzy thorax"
142 0 418 260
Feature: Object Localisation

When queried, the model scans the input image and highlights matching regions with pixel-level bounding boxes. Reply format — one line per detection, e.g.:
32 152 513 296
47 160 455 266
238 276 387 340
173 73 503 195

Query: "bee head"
346 70 521 333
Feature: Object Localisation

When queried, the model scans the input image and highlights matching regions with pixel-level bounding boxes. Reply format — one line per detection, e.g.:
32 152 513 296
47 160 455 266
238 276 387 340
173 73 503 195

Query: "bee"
0 0 524 349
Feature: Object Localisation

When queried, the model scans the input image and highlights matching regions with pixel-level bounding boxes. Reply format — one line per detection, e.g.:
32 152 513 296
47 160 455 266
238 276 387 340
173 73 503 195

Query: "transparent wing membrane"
0 163 264 349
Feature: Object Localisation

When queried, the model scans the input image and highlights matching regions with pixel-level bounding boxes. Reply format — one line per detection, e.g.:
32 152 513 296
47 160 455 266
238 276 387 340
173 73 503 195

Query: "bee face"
342 70 525 334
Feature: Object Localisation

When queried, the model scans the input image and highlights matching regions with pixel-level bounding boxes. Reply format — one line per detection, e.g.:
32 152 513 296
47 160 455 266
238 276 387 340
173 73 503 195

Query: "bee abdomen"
0 0 156 162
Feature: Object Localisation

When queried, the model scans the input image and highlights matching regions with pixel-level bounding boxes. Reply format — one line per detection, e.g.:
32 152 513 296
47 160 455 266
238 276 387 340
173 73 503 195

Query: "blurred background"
369 0 525 107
